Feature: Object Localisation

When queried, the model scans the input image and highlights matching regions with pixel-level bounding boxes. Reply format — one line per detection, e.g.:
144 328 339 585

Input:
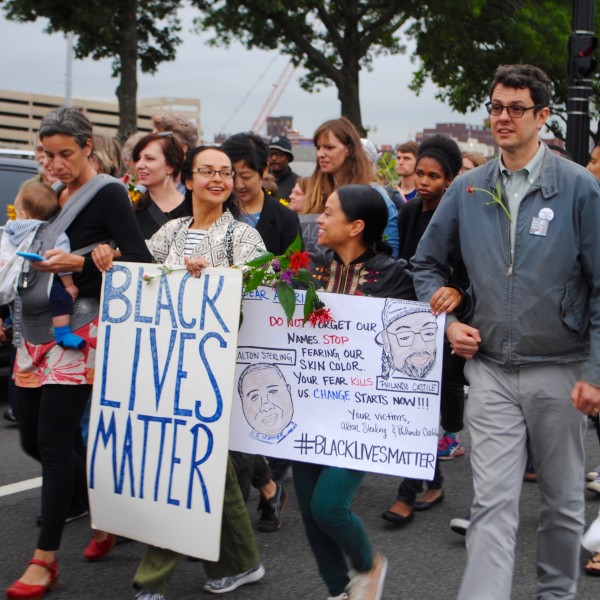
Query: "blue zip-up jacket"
411 148 600 386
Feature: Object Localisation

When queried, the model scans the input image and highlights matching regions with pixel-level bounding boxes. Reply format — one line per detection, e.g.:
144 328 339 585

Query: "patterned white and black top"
146 210 266 267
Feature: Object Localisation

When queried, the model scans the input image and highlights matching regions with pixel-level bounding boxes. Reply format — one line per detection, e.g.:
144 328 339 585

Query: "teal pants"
133 456 260 594
292 462 373 596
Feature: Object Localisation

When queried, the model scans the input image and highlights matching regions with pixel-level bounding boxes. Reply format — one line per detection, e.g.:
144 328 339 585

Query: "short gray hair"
38 107 93 148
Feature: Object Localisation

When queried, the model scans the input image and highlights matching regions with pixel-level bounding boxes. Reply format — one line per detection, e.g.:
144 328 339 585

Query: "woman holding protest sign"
5 107 151 600
293 184 414 600
92 145 266 598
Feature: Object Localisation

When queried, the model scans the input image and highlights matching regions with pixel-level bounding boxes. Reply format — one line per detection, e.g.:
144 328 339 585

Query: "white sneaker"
328 595 349 600
346 553 387 600
586 465 600 481
134 592 165 600
450 515 470 536
587 476 600 494
203 564 265 594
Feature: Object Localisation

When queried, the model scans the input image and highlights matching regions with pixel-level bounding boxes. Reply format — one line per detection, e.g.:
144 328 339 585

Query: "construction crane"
250 62 295 134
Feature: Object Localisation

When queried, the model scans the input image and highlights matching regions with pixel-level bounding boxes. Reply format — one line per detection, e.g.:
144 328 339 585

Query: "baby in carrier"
0 181 85 349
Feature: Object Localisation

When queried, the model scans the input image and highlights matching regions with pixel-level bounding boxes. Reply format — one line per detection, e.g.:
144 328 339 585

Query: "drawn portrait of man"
237 363 297 443
375 300 438 379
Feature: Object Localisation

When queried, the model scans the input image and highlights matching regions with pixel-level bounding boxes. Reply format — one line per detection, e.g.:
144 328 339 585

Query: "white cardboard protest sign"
87 263 242 560
230 286 445 480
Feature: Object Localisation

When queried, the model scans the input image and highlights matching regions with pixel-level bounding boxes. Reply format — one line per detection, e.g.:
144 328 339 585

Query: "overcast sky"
0 7 490 147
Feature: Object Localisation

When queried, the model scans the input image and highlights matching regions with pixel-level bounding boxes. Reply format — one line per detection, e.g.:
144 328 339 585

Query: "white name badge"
529 216 549 236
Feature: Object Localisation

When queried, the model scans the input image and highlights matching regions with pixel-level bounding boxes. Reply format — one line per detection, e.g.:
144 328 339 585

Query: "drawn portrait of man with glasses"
237 363 297 443
375 300 438 379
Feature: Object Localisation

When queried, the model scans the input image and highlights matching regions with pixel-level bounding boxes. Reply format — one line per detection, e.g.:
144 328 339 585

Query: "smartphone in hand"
16 251 46 262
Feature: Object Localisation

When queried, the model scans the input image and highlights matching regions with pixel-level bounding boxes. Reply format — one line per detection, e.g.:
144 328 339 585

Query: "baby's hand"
64 283 79 302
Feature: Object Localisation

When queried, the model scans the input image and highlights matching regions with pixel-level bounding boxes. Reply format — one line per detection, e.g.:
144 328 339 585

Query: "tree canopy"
192 0 413 135
3 0 182 140
405 0 598 140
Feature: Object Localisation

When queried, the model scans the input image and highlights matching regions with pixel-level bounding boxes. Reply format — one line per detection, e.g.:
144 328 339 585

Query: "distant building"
0 89 201 150
267 116 293 138
417 122 496 157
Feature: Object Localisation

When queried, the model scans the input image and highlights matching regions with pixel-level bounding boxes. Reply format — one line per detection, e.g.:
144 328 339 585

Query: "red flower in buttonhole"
467 181 512 222
289 250 310 273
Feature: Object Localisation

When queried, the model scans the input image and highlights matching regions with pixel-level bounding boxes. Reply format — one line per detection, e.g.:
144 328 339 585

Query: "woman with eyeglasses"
92 145 266 599
131 132 189 239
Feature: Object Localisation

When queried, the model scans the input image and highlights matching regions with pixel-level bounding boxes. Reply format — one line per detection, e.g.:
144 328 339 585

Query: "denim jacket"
412 148 600 386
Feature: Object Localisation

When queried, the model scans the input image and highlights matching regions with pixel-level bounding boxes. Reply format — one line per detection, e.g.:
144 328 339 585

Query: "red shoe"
6 559 58 599
83 533 116 561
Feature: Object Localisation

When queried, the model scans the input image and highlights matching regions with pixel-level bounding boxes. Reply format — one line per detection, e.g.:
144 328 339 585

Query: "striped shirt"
184 229 208 256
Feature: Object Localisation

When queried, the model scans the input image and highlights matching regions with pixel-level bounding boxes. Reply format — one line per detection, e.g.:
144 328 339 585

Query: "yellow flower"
6 204 16 220
279 197 290 207
129 189 142 203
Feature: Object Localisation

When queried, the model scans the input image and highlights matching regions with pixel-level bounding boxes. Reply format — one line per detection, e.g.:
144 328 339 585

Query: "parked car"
0 155 39 223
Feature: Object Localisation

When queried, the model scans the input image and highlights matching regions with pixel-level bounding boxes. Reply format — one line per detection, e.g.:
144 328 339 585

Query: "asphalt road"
1 393 600 600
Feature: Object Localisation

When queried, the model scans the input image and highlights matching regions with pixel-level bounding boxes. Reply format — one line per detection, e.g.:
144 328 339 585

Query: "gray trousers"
458 357 586 600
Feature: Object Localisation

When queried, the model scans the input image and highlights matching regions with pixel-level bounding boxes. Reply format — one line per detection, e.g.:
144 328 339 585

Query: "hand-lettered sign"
230 287 446 480
87 263 242 560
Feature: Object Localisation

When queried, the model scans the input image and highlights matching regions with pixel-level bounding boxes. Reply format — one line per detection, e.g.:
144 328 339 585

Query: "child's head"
414 135 462 204
16 182 59 221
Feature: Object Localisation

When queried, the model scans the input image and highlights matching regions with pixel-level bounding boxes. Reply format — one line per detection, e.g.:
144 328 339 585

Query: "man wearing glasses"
412 64 600 599
376 301 438 380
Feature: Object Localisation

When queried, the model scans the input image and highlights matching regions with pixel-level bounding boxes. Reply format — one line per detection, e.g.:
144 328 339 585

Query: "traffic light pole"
566 0 596 165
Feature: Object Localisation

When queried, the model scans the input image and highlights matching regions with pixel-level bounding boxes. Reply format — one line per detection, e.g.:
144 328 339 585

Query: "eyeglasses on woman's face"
192 166 235 179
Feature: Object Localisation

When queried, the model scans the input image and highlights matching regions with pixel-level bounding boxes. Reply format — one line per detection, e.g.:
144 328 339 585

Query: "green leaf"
243 268 266 292
294 268 312 283
303 286 316 322
277 282 297 321
244 251 274 268
286 232 302 255
279 256 291 271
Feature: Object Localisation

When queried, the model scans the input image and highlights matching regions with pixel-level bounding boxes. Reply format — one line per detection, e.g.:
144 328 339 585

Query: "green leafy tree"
3 0 182 140
406 0 600 140
192 0 412 135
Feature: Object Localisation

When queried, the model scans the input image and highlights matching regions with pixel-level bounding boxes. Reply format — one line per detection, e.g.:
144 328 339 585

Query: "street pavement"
1 393 600 600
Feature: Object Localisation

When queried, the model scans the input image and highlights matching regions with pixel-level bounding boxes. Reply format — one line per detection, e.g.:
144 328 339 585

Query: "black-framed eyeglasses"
388 325 438 347
192 166 235 179
485 102 542 118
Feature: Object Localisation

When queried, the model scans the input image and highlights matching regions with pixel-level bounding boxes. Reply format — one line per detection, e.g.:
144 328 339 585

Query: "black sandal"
585 554 600 577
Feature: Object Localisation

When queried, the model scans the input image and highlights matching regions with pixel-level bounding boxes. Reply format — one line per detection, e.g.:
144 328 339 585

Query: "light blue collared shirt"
499 142 546 253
